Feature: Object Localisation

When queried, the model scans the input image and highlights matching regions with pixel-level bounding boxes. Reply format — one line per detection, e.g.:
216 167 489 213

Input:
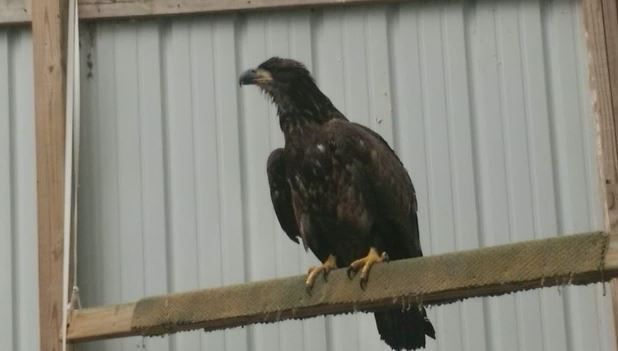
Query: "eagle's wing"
267 148 300 244
324 119 422 259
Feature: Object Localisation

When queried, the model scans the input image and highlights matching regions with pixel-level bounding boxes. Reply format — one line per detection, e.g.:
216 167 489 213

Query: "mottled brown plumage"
239 57 435 350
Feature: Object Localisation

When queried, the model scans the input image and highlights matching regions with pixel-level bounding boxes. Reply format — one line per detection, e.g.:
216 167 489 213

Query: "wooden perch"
67 231 618 343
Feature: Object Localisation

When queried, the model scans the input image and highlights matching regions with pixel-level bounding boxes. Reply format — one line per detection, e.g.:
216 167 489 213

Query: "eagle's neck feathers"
264 78 346 146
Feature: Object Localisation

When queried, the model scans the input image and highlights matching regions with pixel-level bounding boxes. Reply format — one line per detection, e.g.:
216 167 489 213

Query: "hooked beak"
238 68 272 86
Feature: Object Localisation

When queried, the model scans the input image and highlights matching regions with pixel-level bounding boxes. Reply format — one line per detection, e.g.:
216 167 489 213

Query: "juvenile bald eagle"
239 57 435 350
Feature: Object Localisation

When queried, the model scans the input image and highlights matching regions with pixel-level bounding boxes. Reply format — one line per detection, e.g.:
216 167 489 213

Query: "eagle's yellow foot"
346 247 389 290
305 254 337 293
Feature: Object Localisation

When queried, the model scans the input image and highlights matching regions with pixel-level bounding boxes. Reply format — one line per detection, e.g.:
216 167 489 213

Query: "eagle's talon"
347 247 387 289
360 277 368 290
305 254 337 293
346 266 357 279
382 252 390 262
323 269 330 282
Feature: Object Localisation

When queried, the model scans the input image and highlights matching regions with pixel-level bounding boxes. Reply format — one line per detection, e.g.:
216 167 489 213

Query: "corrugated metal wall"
0 0 613 350
0 29 39 351
74 1 615 350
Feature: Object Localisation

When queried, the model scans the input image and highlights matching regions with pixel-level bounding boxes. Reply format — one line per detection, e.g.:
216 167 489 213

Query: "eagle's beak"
239 68 272 86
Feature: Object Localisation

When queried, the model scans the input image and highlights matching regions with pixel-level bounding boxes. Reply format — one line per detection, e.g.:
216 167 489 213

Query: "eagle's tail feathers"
374 307 435 350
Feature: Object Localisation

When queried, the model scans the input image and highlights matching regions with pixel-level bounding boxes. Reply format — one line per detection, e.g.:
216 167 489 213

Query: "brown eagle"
239 57 435 350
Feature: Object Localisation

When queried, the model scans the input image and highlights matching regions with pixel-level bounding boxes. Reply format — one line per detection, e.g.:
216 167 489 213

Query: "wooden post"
32 0 69 350
582 0 618 348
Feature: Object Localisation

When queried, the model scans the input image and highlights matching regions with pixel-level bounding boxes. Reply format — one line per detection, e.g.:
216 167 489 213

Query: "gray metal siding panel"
75 3 611 351
0 29 38 351
0 30 14 351
71 1 614 350
0 1 612 350
0 0 611 350
0 2 612 351
468 1 538 350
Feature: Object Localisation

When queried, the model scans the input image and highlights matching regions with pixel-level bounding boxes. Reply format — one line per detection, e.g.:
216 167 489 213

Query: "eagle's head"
239 57 340 121
239 57 311 92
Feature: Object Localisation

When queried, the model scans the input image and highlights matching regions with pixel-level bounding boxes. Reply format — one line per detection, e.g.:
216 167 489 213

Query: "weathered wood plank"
32 0 69 350
584 0 618 229
582 0 618 347
77 0 403 20
0 4 29 26
67 304 135 341
602 0 618 126
67 232 618 344
5 0 406 25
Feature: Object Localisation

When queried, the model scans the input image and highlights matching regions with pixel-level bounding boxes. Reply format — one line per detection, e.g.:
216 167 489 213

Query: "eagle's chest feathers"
287 142 336 207
285 138 372 235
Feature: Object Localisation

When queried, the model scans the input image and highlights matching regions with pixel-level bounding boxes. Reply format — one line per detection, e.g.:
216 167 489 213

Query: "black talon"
347 266 356 279
360 277 368 290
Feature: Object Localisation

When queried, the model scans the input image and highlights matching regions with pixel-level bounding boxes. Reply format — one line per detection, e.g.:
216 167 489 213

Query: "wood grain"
2 0 404 25
603 0 618 126
66 232 618 343
76 0 403 20
582 0 616 198
582 0 618 348
0 4 28 25
32 0 69 350
607 233 618 270
67 304 135 342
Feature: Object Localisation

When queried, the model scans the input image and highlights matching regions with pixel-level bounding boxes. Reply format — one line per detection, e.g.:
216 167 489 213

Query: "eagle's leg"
346 247 389 290
305 254 337 292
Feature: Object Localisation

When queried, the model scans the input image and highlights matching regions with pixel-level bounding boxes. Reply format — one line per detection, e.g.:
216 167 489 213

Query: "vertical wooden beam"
32 0 69 350
582 0 618 348
601 0 618 139
603 0 618 349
